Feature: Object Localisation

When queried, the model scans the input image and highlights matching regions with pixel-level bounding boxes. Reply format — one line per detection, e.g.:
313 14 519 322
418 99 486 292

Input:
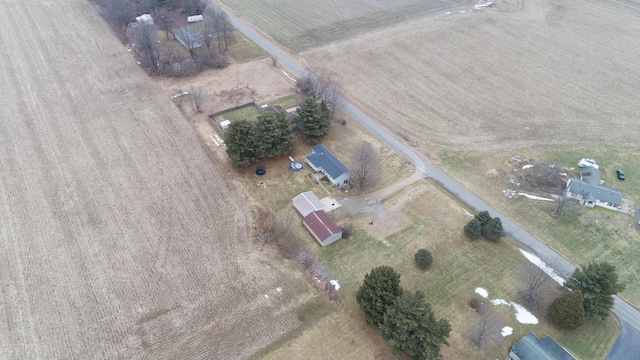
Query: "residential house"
565 166 622 209
135 14 154 25
508 332 576 360
175 27 204 50
306 144 350 186
303 210 342 247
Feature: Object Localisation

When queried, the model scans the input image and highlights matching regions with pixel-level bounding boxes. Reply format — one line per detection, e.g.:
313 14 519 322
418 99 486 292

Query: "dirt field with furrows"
303 0 640 152
0 1 312 358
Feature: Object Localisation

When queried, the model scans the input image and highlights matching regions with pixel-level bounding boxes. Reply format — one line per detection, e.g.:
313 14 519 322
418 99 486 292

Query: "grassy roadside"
435 146 640 306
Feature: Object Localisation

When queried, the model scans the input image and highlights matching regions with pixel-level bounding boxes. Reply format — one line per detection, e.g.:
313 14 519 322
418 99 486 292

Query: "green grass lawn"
218 104 262 122
311 180 618 359
436 146 640 306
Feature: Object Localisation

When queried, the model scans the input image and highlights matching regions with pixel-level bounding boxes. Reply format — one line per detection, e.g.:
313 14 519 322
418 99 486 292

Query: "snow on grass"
501 326 513 337
519 249 565 285
330 279 340 290
475 287 489 298
518 193 555 202
522 164 534 169
512 303 538 324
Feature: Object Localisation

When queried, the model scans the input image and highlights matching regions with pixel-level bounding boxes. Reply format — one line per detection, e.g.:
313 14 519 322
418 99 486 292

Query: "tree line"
92 0 234 76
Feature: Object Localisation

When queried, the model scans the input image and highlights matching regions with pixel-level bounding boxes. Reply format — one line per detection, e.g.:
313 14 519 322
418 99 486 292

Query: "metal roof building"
293 191 325 217
303 210 342 247
508 332 576 360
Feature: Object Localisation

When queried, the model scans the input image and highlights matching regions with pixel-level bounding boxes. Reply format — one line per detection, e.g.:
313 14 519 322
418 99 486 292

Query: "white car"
578 158 599 169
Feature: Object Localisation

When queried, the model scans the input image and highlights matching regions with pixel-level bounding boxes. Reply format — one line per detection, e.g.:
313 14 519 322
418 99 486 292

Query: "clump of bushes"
464 211 503 242
548 291 585 330
414 249 433 269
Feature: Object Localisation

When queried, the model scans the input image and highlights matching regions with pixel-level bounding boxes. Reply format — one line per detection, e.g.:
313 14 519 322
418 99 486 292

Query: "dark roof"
510 333 576 360
303 210 341 243
567 178 622 205
306 144 349 179
263 105 284 113
175 27 204 49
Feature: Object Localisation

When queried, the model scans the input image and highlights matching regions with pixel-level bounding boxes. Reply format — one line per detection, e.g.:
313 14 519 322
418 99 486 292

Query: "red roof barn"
303 210 342 247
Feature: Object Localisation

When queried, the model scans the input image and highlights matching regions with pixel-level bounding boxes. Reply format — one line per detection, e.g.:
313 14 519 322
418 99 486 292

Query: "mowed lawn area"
436 146 640 306
261 180 618 360
220 0 472 52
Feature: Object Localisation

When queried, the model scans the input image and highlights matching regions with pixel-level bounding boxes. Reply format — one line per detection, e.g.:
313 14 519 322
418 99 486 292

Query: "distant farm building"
565 166 622 209
175 27 204 50
508 332 576 360
187 15 204 23
306 144 350 186
293 191 325 217
135 14 154 25
219 120 231 130
303 210 342 247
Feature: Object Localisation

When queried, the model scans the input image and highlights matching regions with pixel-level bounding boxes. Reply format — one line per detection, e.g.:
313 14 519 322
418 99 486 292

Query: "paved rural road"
226 10 640 359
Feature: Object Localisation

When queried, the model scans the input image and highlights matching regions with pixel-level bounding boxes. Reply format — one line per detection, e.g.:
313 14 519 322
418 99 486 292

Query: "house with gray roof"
508 332 576 360
306 144 350 186
565 166 622 209
175 27 204 50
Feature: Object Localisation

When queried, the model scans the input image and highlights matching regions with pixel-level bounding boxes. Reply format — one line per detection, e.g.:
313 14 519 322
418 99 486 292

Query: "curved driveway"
226 11 640 359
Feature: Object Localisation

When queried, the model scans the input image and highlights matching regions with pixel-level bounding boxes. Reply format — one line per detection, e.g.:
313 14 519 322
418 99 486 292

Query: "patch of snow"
445 11 451 14
276 287 282 293
518 193 555 202
491 298 509 306
512 303 538 324
264 294 269 299
282 71 297 83
473 1 494 9
330 279 340 290
459 10 466 13
463 208 474 217
501 326 513 337
491 299 538 324
475 287 489 298
522 164 534 169
519 249 565 285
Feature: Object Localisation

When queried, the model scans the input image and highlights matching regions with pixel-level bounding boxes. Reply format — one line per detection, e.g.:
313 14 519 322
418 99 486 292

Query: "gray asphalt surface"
226 10 640 359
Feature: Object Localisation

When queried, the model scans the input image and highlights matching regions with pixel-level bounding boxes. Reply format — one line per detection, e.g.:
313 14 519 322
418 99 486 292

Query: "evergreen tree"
224 119 262 167
356 266 403 326
381 290 451 360
482 217 504 242
296 96 330 144
475 211 492 227
464 218 482 239
415 249 433 269
548 291 585 329
564 262 625 320
257 111 295 158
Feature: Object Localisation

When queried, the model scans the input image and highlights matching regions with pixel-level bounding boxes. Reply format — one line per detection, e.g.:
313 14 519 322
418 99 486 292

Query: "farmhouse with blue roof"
306 144 350 186
565 166 622 209
508 332 576 360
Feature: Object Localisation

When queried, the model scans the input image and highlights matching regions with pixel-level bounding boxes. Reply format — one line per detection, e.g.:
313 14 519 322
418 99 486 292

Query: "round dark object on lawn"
255 166 266 176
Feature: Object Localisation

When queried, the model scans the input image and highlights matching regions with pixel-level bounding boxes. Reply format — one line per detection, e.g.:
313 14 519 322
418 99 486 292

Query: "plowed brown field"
304 0 640 152
0 1 310 358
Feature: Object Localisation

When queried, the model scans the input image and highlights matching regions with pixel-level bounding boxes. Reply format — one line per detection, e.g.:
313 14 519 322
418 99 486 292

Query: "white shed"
187 15 204 23
220 120 231 130
136 14 154 25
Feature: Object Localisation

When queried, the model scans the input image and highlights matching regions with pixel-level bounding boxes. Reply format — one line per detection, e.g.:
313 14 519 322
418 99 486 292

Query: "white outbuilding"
220 120 231 130
187 15 204 23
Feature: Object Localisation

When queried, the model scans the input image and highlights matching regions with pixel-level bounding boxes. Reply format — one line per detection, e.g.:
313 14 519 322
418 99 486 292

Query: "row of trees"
356 266 451 360
549 261 625 329
463 211 503 241
225 111 296 167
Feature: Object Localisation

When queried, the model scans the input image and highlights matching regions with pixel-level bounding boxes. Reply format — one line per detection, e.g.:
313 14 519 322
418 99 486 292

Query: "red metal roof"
303 210 341 243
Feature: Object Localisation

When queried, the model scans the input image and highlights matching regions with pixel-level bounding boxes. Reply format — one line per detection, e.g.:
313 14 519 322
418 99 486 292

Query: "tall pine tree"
224 119 263 167
356 266 403 326
257 111 296 158
296 96 330 144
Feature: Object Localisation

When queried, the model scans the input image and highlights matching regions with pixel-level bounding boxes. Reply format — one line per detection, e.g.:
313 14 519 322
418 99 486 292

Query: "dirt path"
334 170 427 216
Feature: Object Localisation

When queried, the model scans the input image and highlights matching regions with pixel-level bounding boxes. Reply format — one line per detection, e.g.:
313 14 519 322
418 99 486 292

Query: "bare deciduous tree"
100 0 136 29
554 196 580 218
350 141 382 190
128 23 160 71
190 86 207 113
153 7 180 40
296 71 344 120
517 262 553 309
469 305 504 349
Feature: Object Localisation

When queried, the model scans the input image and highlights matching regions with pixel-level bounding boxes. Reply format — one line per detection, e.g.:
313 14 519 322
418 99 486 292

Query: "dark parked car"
616 169 626 181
